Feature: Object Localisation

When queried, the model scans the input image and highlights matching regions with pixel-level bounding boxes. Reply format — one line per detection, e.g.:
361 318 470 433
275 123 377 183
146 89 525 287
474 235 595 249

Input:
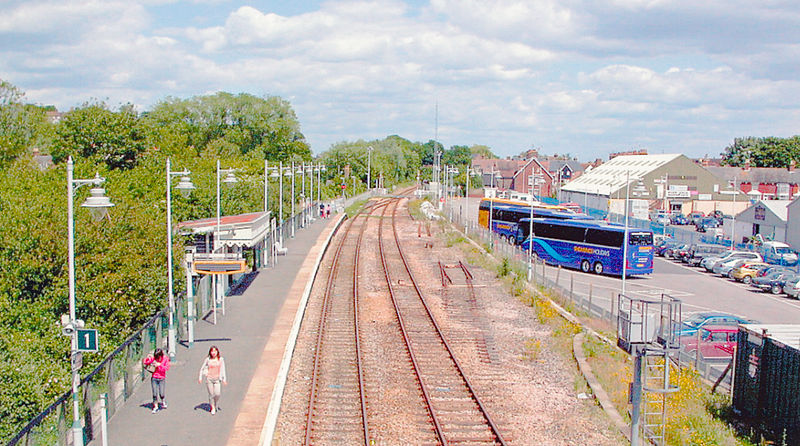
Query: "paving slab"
97 215 341 446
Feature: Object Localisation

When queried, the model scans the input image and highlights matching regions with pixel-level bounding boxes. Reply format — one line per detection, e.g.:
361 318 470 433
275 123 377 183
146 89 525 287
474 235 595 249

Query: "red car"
681 325 737 361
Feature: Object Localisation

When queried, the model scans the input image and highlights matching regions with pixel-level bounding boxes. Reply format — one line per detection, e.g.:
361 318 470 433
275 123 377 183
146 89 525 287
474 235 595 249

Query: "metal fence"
6 200 327 446
445 200 736 391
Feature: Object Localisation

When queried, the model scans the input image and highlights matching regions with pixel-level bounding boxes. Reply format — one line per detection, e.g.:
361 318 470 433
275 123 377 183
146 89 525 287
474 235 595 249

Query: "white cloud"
3 0 800 159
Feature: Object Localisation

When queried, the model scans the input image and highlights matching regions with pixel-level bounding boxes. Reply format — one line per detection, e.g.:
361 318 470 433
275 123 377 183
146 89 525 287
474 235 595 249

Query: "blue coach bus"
516 217 654 276
478 198 591 244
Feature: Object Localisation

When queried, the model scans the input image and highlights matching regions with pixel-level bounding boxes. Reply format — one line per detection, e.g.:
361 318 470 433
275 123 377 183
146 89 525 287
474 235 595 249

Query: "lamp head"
81 186 114 221
223 171 238 184
175 176 196 198
270 168 280 178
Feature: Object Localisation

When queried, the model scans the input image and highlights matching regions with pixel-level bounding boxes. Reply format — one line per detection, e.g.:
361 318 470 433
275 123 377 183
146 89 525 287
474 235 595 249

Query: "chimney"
790 159 796 172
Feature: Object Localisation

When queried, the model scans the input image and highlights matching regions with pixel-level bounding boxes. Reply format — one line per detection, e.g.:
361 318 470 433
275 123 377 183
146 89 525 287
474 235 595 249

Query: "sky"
2 0 800 161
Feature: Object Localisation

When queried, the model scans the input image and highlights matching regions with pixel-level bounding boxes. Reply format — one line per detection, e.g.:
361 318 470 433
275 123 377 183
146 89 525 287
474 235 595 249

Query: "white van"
759 241 798 265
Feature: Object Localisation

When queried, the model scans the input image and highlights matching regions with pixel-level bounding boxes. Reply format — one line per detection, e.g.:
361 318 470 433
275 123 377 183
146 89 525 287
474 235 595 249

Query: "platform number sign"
76 329 99 352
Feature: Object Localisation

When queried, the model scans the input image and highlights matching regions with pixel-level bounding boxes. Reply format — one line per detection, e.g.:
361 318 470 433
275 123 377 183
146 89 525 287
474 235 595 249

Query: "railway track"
378 196 507 445
303 202 378 445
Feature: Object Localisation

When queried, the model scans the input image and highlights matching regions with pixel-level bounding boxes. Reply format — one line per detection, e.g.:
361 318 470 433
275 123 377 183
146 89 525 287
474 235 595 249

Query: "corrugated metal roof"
756 200 791 221
561 153 681 195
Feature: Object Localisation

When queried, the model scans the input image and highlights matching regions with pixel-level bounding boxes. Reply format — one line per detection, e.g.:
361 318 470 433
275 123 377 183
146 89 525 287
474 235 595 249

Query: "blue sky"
2 0 800 161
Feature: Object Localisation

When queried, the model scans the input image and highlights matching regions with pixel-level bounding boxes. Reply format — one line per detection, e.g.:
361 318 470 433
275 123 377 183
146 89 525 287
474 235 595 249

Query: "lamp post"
216 160 238 320
721 178 739 250
291 162 297 238
654 175 668 237
65 157 114 446
488 165 501 247
367 146 373 193
465 165 477 234
165 158 195 358
527 172 545 281
622 172 646 296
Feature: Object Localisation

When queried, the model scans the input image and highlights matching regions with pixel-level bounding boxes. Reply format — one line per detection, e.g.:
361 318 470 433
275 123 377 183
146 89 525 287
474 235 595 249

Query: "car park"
695 217 720 232
675 312 754 337
656 240 682 257
702 251 762 272
670 213 689 225
713 257 748 277
751 270 798 294
664 243 689 259
680 325 738 361
731 262 771 284
783 276 800 298
686 244 728 266
688 211 705 226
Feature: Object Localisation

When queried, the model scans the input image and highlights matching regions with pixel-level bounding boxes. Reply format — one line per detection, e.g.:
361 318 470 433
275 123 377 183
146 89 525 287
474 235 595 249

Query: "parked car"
664 243 689 259
713 257 748 276
702 251 763 272
696 217 720 232
686 244 729 266
681 325 738 361
656 240 682 257
675 312 755 337
688 211 705 226
654 214 671 226
783 276 800 298
751 271 798 294
710 210 725 222
670 214 689 225
731 262 771 284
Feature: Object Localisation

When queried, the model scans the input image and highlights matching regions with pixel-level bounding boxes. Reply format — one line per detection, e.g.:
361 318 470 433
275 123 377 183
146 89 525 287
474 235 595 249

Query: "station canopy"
178 211 270 249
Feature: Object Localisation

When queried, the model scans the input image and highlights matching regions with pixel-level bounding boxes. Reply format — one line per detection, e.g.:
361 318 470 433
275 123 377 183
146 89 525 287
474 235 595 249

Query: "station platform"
97 214 343 446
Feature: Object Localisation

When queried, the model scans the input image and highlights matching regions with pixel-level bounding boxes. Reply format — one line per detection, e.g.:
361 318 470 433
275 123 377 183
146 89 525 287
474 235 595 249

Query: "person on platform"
198 345 227 415
143 348 170 413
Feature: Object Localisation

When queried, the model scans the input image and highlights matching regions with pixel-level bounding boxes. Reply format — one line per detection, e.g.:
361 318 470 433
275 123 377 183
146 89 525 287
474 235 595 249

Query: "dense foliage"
720 136 800 168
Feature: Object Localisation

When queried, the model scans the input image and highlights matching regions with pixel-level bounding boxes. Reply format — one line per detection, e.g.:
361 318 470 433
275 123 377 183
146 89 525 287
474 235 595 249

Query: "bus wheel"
581 260 591 273
593 262 604 275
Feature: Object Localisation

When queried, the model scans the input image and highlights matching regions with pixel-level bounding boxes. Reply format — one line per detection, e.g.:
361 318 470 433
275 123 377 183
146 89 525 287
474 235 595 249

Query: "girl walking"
198 345 227 415
143 348 170 413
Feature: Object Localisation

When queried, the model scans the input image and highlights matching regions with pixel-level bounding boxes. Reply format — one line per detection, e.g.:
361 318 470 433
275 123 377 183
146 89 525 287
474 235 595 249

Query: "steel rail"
389 200 508 445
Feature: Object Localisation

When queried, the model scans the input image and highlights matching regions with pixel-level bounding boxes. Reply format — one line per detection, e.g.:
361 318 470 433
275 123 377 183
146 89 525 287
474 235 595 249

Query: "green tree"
0 79 53 165
52 102 146 170
721 136 800 168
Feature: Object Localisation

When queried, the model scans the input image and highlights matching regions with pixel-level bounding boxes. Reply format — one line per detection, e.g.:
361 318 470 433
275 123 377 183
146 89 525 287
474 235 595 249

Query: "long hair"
208 345 220 359
153 348 164 361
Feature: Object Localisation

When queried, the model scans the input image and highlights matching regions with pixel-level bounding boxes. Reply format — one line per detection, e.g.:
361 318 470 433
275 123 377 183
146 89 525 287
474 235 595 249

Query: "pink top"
199 356 227 382
143 356 170 380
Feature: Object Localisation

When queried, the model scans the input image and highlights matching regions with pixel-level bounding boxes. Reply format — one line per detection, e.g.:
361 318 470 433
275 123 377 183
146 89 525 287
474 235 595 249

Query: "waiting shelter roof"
178 211 270 249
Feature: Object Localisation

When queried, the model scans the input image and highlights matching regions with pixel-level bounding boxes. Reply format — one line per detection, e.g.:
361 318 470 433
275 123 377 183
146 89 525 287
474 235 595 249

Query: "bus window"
629 232 653 246
585 228 623 247
562 226 587 243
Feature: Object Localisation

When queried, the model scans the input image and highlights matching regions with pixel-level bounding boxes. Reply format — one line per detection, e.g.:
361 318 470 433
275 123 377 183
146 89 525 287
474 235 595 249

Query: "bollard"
556 265 561 286
588 283 593 317
101 393 108 446
610 291 615 324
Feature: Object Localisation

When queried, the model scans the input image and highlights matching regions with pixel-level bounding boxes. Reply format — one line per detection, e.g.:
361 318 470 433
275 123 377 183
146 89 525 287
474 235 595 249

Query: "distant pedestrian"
198 345 227 415
319 202 325 218
143 348 170 413
325 203 331 218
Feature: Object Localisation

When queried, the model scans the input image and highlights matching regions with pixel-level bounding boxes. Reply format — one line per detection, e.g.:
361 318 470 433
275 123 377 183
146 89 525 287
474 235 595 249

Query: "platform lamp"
488 165 501 248
64 157 114 446
464 165 478 234
165 158 195 358
721 177 739 251
215 160 238 319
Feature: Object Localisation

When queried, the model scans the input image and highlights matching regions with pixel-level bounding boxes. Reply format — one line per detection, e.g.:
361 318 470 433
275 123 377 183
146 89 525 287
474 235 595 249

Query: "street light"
527 172 545 281
622 172 647 296
215 160 238 320
488 165 501 239
65 157 114 446
464 165 478 234
721 177 739 250
367 146 373 193
165 158 195 358
654 175 669 237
